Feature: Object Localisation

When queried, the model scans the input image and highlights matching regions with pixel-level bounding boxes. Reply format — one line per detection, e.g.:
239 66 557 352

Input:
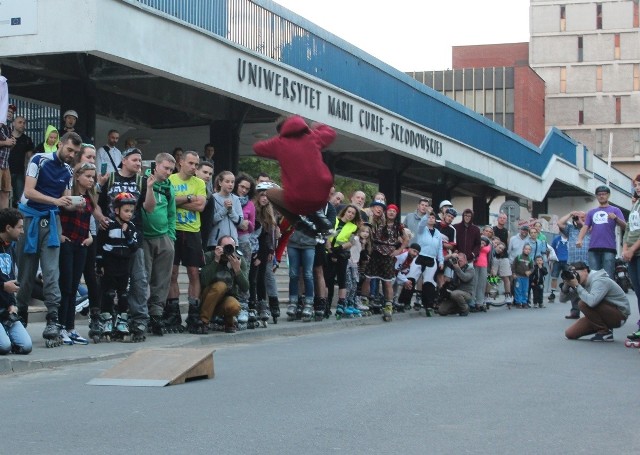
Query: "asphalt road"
4 300 640 455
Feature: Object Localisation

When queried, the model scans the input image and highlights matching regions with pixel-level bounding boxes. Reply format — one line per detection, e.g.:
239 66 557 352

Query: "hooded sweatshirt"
567 269 631 318
35 125 59 153
253 115 336 214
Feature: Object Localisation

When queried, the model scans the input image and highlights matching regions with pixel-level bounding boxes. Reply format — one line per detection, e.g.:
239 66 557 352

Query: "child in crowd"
356 223 373 304
0 208 31 355
58 162 97 345
512 243 533 309
93 192 139 341
209 171 243 247
346 221 363 311
473 235 492 312
529 255 548 308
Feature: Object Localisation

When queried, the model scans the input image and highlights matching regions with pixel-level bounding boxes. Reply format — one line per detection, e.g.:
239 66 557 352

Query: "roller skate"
354 297 370 316
129 321 147 343
382 301 393 322
301 303 314 322
625 328 640 347
162 298 184 333
335 299 349 320
247 301 259 329
88 312 113 343
149 315 165 336
392 298 405 314
268 296 281 324
295 297 304 320
224 319 237 334
43 313 64 348
286 301 298 321
112 313 130 341
185 301 207 334
294 216 320 238
237 301 249 331
68 329 89 345
210 316 225 332
368 296 383 315
413 294 423 311
548 291 556 303
347 300 362 318
306 210 335 237
314 298 326 322
257 300 270 328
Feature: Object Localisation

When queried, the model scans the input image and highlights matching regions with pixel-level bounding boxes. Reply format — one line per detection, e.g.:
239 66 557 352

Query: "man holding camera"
194 235 247 333
437 252 475 316
560 261 630 341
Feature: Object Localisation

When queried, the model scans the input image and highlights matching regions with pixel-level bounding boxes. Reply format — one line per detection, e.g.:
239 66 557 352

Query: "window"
634 64 640 91
596 4 602 30
560 67 567 93
634 0 639 28
560 6 566 31
578 36 583 62
614 33 620 60
578 110 584 125
597 66 603 91
615 97 621 124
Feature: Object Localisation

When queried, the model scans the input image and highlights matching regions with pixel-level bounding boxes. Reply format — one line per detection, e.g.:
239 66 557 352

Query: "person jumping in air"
252 115 336 238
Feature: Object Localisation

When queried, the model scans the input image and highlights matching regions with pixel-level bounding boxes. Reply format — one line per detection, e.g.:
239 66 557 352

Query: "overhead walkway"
0 0 630 208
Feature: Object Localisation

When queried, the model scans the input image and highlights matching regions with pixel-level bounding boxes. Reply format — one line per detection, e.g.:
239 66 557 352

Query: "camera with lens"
222 244 236 256
448 256 458 266
572 215 579 223
4 312 21 328
561 269 580 281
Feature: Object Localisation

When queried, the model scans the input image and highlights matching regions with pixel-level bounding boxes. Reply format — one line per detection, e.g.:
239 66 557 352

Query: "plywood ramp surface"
87 347 215 387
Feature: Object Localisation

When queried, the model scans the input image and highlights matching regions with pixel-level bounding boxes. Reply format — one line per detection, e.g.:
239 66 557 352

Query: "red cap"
386 204 399 213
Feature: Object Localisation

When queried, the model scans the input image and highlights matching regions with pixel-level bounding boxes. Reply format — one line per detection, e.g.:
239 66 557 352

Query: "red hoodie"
253 116 336 214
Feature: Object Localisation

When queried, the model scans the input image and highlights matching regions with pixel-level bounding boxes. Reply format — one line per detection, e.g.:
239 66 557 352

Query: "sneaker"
68 329 89 345
565 312 580 319
60 329 73 346
538 303 546 308
75 297 89 314
589 330 614 342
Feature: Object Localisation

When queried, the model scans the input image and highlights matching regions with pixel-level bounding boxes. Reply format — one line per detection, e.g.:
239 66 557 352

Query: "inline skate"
301 302 314 322
43 313 63 348
88 311 113 343
257 300 270 328
162 298 184 333
382 301 393 322
268 296 280 324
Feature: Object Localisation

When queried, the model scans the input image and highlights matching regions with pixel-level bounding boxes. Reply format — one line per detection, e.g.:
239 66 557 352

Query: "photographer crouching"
438 252 475 317
560 261 630 341
190 235 248 334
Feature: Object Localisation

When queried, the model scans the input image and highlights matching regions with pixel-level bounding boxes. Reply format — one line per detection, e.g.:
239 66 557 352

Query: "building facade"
407 43 546 147
530 0 640 177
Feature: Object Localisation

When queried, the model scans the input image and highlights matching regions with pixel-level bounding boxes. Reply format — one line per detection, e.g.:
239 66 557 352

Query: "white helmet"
255 181 277 192
439 200 452 209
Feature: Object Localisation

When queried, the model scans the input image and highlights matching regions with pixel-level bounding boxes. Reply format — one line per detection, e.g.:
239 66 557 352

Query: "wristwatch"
187 194 193 203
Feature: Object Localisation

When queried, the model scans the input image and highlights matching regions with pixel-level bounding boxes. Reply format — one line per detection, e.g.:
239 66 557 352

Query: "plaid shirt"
0 124 11 169
59 195 94 243
561 223 590 263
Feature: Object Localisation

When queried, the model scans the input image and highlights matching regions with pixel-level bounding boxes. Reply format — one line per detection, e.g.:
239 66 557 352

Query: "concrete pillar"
472 196 489 226
209 120 240 175
60 79 96 143
379 169 402 210
430 187 452 213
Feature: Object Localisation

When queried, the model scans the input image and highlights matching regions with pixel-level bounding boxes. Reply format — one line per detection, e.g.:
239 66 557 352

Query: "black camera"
448 256 458 265
572 215 579 222
561 269 580 281
222 244 235 256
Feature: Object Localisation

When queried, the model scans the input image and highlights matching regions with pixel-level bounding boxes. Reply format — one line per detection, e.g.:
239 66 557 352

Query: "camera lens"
222 244 235 256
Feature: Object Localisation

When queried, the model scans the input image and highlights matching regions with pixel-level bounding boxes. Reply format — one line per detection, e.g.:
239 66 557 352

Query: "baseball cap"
63 110 78 119
370 200 386 210
439 200 452 209
122 147 142 158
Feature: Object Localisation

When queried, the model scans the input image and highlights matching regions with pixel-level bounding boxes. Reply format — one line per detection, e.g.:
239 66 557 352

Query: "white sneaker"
68 329 89 345
60 329 73 346
75 296 89 313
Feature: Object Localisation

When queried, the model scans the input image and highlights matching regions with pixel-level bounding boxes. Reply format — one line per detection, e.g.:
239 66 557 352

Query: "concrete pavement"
2 292 638 376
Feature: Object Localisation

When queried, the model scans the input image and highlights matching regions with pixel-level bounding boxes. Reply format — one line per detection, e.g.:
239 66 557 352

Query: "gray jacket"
559 269 630 318
452 263 475 294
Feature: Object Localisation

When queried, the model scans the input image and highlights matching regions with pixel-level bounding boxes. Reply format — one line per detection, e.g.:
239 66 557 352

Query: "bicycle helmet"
255 182 277 192
113 192 137 208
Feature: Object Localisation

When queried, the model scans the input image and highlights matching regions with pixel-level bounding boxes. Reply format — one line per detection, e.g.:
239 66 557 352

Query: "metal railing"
8 96 59 144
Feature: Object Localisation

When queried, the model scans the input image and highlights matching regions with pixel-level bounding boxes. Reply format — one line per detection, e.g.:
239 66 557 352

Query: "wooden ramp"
87 347 215 387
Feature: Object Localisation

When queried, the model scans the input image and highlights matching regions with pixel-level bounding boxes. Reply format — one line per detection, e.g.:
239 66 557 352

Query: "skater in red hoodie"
253 115 336 237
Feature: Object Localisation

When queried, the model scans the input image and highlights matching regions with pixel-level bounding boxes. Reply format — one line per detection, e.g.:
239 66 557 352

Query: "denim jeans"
59 241 88 330
588 250 616 279
0 321 32 354
287 246 315 303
